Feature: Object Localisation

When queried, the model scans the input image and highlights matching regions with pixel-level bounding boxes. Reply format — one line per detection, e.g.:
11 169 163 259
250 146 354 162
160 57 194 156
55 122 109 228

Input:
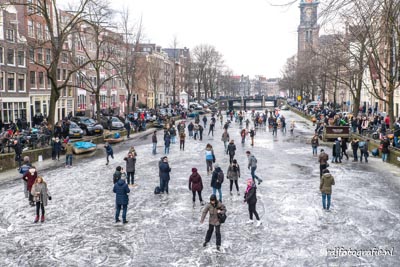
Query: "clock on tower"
298 0 320 58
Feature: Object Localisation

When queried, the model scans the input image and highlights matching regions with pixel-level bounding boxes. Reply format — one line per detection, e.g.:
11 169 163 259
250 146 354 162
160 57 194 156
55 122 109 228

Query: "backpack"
218 211 227 224
359 141 365 148
154 186 161 194
217 171 224 184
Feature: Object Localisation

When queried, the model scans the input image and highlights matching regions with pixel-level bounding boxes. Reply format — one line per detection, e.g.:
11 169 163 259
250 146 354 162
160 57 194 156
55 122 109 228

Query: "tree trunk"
388 87 395 128
47 67 60 126
96 94 101 122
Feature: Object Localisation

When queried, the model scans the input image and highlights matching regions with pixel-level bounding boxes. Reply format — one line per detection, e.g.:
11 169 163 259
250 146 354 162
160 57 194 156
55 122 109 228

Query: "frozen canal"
0 110 399 267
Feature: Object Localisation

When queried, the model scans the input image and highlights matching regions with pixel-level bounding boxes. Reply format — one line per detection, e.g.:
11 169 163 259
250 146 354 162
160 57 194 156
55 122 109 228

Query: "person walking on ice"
246 151 262 185
200 194 227 251
244 178 262 226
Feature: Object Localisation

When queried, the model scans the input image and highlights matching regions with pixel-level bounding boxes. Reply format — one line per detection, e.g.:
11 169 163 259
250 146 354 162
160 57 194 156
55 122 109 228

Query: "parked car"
206 98 216 105
280 105 290 110
71 117 104 136
69 121 84 138
99 116 124 130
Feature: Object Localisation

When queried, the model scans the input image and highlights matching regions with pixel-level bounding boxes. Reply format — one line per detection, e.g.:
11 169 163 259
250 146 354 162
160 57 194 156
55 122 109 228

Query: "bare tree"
73 0 119 121
113 9 142 113
8 0 94 126
146 54 163 108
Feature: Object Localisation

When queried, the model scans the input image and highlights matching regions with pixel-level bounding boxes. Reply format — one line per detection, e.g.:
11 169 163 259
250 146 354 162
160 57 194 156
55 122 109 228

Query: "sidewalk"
0 127 156 184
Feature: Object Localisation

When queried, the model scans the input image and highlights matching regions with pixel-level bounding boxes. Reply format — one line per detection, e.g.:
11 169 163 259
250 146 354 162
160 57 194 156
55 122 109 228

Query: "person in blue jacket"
113 178 130 223
105 142 114 165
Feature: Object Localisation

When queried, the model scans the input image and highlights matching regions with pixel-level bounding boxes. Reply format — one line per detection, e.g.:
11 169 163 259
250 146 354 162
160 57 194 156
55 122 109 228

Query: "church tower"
297 0 320 60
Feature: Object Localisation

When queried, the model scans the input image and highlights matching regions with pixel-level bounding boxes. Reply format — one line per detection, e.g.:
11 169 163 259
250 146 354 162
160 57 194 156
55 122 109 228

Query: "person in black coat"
227 140 236 164
244 179 261 226
12 140 23 167
113 178 130 223
159 156 171 194
211 164 223 202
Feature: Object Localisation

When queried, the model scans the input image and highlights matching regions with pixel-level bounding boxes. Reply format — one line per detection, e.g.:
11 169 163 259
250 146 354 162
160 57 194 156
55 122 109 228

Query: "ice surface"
0 111 399 266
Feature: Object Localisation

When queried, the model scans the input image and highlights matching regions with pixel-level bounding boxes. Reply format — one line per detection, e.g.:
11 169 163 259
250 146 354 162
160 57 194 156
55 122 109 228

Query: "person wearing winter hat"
227 159 240 196
22 166 38 206
244 179 262 226
200 194 227 251
189 168 204 207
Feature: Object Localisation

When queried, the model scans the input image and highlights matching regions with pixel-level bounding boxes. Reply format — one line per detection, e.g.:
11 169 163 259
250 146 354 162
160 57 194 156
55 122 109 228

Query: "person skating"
249 128 255 146
188 122 194 139
194 123 199 140
332 138 342 163
19 156 32 200
246 151 262 185
221 130 230 153
124 152 136 185
381 136 390 162
205 144 215 175
124 119 131 138
227 159 240 196
31 176 51 223
211 164 224 202
318 149 329 178
360 139 369 163
113 177 130 223
208 119 215 136
152 131 158 155
104 142 114 165
200 194 227 251
65 140 73 167
203 116 208 129
199 124 204 141
320 169 335 211
244 179 262 226
159 156 171 194
189 168 204 207
311 133 319 156
23 166 38 206
227 140 236 164
54 137 62 161
179 131 186 150
164 132 171 155
240 129 247 144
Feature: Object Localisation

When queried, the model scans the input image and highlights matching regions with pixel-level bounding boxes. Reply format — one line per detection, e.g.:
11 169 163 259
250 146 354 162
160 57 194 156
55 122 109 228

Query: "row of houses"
0 2 191 127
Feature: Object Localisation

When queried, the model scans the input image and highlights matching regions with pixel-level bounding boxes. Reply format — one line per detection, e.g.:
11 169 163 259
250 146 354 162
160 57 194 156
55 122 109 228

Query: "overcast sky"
109 0 300 79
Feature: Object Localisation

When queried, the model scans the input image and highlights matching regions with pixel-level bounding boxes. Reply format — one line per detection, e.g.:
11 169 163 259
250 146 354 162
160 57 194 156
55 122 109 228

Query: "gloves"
48 196 52 200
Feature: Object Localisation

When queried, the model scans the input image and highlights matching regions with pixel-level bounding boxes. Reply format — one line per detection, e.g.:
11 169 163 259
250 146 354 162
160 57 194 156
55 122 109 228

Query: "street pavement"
0 110 399 266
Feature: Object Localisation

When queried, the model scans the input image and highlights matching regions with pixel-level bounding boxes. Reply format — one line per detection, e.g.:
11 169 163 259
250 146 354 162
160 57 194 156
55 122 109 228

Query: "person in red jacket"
22 166 38 206
189 168 204 208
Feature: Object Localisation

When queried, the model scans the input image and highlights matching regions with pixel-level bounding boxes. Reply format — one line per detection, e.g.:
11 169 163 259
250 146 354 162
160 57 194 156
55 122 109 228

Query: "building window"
28 20 34 37
27 0 34 14
8 73 15 91
7 49 14 65
39 72 44 88
6 29 14 42
0 72 4 91
29 48 34 63
0 47 3 64
46 49 51 65
62 52 68 63
77 94 86 110
57 69 61 81
45 25 50 40
62 69 67 80
37 23 43 40
17 51 25 66
30 71 36 88
37 48 43 64
18 74 25 92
